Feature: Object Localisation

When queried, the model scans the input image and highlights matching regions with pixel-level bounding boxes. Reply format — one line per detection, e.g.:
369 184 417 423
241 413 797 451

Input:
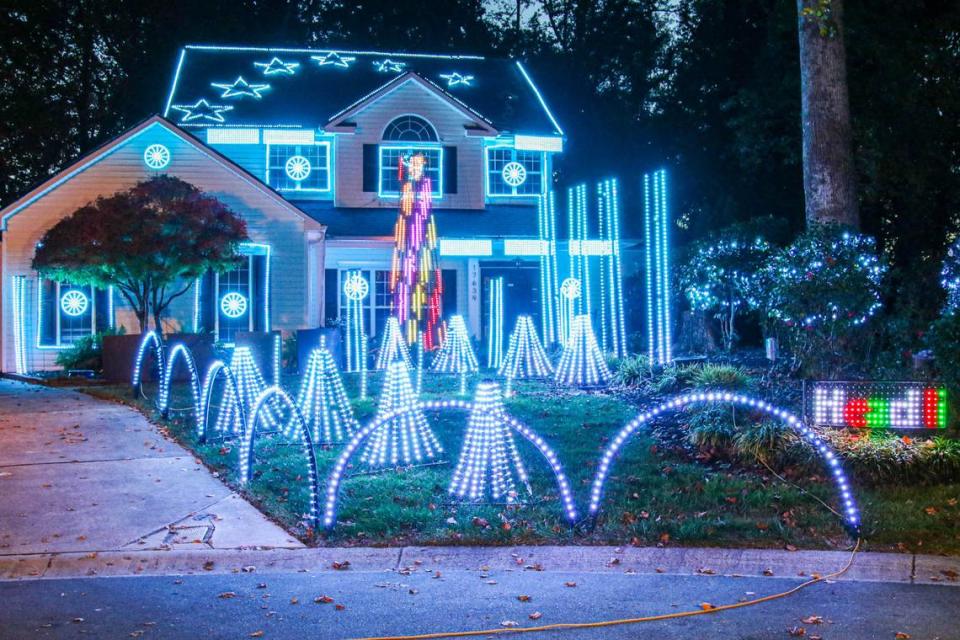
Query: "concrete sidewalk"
0 379 301 558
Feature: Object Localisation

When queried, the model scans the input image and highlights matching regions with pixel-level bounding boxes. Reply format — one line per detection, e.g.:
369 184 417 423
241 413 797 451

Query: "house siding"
1 121 318 372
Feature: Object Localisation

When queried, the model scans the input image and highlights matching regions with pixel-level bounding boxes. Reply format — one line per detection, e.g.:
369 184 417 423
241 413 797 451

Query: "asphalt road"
2 570 957 640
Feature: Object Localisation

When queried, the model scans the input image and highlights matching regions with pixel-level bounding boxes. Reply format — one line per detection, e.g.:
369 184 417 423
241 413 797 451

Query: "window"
199 243 270 344
383 116 438 142
486 148 545 196
266 143 331 192
38 280 112 348
337 269 393 337
379 146 442 196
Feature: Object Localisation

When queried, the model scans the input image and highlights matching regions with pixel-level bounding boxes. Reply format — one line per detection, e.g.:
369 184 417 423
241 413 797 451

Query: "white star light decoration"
374 59 406 73
254 57 300 76
311 51 356 68
171 99 233 123
440 72 474 87
220 292 248 319
211 76 270 99
60 290 89 317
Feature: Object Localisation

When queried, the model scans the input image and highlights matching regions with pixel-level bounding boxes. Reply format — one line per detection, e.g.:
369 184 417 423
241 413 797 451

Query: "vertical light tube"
643 173 655 363
658 170 672 364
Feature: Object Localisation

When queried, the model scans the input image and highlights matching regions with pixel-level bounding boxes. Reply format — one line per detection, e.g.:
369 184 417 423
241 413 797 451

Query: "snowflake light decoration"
284 155 312 181
560 277 581 300
60 290 89 317
501 162 527 187
343 272 369 301
143 144 170 169
220 292 248 319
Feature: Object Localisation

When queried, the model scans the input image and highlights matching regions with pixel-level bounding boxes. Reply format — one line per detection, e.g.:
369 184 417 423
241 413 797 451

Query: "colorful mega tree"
390 153 443 349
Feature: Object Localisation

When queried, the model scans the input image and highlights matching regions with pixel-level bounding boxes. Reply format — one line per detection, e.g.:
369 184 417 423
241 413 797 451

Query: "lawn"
86 371 960 554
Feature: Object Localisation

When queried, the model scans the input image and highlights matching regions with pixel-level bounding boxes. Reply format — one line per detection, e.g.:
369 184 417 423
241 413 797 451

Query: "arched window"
382 115 438 142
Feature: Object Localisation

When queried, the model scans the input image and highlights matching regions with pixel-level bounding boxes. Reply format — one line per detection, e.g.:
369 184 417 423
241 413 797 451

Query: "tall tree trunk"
796 0 859 228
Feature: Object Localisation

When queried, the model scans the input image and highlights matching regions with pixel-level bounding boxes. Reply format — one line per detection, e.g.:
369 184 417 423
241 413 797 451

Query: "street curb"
2 545 958 586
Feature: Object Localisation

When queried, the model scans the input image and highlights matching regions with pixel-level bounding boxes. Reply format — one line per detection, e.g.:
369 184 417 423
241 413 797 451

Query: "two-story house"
0 45 564 372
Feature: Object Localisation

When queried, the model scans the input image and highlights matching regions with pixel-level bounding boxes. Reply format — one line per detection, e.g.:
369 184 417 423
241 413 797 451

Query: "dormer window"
379 115 442 197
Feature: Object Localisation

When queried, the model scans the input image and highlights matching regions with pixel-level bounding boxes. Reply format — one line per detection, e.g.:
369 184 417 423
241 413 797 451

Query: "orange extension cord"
352 538 861 640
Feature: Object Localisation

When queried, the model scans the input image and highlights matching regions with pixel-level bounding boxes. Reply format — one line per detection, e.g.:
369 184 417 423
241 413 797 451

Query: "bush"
757 225 888 378
689 363 755 390
684 364 759 453
940 237 960 313
613 354 650 387
55 329 120 372
679 235 772 350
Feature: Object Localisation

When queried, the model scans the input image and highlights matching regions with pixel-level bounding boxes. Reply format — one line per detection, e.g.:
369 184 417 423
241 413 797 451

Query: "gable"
0 117 320 233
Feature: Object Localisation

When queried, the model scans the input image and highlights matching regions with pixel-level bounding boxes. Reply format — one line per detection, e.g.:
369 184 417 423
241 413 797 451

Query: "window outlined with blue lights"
378 146 443 198
212 242 271 345
266 142 331 192
485 146 545 197
37 279 113 349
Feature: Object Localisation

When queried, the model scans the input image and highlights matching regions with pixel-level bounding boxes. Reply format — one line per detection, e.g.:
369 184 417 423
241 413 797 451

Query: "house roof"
163 45 564 137
0 115 322 232
293 201 539 239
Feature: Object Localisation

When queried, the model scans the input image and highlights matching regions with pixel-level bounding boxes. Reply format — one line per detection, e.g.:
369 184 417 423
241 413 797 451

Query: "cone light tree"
431 315 479 394
555 315 612 387
360 360 443 468
449 381 530 503
214 346 280 435
375 316 413 370
295 342 359 444
499 315 553 395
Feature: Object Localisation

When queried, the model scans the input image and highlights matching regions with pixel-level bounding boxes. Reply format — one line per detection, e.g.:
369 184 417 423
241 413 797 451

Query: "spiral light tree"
555 314 612 388
431 315 479 395
214 346 282 435
375 316 412 371
295 341 359 444
389 152 443 348
499 315 553 396
448 381 530 503
359 360 443 469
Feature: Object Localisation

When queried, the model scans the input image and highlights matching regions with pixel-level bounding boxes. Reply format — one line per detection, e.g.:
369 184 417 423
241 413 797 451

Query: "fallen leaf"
517 595 531 602
331 560 351 570
895 634 911 639
802 616 823 625
564 581 577 587
500 620 519 628
218 592 236 599
249 632 264 638
699 603 715 611
529 612 543 620
788 626 806 637
314 596 334 604
335 604 345 611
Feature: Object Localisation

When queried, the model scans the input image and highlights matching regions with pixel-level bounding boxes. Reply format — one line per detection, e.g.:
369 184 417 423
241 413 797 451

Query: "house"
0 45 565 372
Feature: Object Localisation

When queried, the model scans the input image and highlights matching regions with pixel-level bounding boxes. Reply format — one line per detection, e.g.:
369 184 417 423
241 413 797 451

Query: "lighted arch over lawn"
587 391 860 534
159 343 200 421
321 399 577 531
131 330 164 390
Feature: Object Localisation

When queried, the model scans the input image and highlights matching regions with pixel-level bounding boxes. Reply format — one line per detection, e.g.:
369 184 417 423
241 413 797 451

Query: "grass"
85 371 960 554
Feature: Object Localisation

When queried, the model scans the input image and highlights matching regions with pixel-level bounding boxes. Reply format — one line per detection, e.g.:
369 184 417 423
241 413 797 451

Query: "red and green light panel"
811 382 947 429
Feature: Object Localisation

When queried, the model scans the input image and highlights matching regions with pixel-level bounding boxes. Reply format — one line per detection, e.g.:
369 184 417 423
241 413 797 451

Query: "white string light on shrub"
295 341 359 443
448 381 530 502
499 315 553 396
359 360 443 468
431 315 479 395
375 316 412 370
322 397 577 530
555 314 611 387
587 391 861 534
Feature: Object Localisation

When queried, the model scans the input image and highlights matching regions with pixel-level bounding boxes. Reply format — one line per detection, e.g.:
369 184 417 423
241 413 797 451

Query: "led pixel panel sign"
810 381 947 430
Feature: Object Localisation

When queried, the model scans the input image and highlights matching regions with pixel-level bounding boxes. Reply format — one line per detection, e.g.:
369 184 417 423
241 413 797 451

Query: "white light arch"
131 331 165 392
158 343 200 422
587 391 861 534
199 359 245 442
238 386 321 527
321 399 578 531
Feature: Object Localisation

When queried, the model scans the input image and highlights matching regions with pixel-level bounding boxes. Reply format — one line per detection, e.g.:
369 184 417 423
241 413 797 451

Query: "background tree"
796 0 859 228
32 176 248 334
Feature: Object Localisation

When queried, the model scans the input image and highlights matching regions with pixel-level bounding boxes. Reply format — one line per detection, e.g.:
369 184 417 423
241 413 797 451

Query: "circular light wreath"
220 292 248 318
285 155 312 181
343 273 370 301
60 290 89 316
143 144 171 170
560 277 582 300
501 161 527 188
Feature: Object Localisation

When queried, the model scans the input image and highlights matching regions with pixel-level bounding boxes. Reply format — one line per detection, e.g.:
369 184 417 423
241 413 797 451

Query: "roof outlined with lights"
163 45 564 137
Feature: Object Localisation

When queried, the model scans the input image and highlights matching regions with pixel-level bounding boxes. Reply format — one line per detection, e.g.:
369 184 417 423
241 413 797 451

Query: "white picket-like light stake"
449 381 530 502
555 314 612 387
295 340 359 443
359 360 443 468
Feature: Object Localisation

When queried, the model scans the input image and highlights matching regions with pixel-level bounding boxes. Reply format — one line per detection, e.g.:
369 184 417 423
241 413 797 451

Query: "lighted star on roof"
440 72 474 87
311 51 356 69
170 99 234 123
253 57 300 76
211 76 271 99
374 59 406 73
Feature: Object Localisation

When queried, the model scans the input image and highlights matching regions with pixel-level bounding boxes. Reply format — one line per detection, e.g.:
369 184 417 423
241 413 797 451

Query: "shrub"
940 237 960 313
55 329 121 372
757 225 888 378
685 364 758 453
614 354 650 387
689 363 755 390
680 235 771 350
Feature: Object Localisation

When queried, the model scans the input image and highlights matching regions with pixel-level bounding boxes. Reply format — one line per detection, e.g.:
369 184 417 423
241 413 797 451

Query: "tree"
33 175 248 334
796 0 859 228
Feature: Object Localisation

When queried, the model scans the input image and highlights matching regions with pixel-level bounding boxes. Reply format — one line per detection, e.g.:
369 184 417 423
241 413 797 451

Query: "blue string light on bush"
941 237 960 313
